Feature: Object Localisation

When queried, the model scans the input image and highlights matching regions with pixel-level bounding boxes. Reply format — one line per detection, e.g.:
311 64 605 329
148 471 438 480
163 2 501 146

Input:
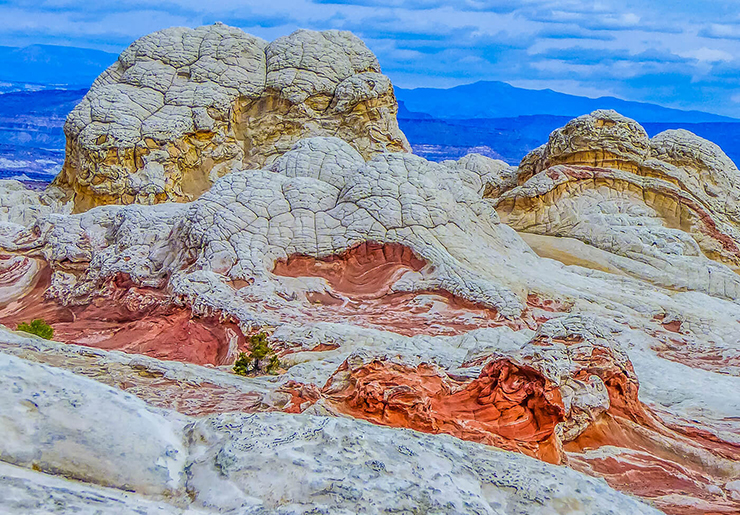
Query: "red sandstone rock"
566 413 740 515
273 242 427 299
322 356 565 464
0 261 246 366
272 242 565 336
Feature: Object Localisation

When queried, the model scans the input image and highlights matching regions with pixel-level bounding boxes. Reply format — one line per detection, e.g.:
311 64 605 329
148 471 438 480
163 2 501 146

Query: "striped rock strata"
0 346 663 514
3 132 740 513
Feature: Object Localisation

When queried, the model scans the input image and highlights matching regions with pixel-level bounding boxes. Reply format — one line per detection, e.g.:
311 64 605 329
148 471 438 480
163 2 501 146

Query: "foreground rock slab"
0 349 663 514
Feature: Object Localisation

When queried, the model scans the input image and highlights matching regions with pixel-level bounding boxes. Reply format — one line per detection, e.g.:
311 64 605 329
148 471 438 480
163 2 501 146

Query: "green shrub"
233 352 252 376
233 331 280 376
17 319 54 340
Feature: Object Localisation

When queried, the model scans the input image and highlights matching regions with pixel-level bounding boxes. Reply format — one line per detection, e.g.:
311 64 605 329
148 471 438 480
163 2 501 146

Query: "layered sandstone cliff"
53 24 409 212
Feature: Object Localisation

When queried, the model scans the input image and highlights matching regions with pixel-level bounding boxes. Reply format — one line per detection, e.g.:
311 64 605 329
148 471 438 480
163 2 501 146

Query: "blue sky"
1 0 739 116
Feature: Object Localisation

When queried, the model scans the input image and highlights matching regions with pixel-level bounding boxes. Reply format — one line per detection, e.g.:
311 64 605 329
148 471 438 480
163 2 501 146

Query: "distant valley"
0 88 85 183
394 81 740 165
397 105 740 165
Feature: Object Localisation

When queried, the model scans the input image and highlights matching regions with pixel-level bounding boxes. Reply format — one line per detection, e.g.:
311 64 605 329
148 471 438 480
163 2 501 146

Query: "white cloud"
1 0 740 115
679 47 734 63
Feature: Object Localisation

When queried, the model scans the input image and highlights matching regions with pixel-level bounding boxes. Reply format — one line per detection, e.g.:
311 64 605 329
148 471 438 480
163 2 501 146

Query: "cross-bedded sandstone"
1 30 740 512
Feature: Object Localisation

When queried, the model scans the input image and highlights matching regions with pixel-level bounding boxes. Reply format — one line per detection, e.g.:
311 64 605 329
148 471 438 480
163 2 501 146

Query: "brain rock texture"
54 24 410 212
5 25 740 514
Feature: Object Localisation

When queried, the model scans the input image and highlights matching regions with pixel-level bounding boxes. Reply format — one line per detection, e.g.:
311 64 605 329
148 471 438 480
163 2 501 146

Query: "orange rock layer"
272 241 567 336
322 358 566 464
0 257 246 366
3 246 740 514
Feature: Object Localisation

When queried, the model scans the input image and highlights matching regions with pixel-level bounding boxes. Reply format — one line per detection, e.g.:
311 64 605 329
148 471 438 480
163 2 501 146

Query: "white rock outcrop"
54 24 410 212
0 353 188 496
0 338 664 514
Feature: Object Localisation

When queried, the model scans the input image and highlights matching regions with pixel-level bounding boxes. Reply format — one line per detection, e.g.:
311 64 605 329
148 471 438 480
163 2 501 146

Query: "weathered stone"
0 353 188 496
3 69 740 514
444 152 518 196
0 180 70 226
55 25 409 212
497 110 740 300
0 346 664 514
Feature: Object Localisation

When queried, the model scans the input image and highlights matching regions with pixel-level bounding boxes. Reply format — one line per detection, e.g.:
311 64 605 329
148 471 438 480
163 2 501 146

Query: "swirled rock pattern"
321 354 566 464
0 348 663 514
499 110 740 298
4 131 740 513
2 26 740 513
54 24 409 212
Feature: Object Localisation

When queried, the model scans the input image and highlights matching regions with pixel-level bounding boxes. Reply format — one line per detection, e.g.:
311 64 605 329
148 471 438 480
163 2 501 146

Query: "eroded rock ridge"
1 28 740 515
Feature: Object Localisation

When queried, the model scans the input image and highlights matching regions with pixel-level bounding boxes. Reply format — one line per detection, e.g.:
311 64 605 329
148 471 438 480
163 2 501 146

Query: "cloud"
679 47 734 63
0 0 739 116
530 46 688 66
699 23 740 40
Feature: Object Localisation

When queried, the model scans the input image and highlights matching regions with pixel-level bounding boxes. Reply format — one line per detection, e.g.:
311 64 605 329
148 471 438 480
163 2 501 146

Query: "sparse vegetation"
17 319 54 340
233 331 280 376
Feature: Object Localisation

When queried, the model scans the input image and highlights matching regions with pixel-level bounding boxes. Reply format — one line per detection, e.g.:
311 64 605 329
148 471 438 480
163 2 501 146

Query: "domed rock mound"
4 134 740 513
53 24 410 212
496 110 740 298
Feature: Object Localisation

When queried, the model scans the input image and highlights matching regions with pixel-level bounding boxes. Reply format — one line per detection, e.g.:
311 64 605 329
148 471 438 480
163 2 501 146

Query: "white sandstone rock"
0 353 188 496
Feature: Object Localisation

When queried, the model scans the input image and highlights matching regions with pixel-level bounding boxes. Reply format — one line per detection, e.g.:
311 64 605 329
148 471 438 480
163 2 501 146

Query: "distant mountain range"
0 88 86 182
0 44 738 181
395 81 739 124
396 112 740 166
0 44 736 122
395 81 740 165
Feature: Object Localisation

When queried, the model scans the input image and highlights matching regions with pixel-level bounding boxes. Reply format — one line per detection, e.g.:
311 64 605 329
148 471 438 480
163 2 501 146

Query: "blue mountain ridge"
396 81 738 124
0 45 118 86
395 109 740 166
0 45 738 180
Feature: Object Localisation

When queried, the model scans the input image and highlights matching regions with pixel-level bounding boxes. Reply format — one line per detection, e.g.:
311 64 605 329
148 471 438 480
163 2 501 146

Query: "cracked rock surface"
0 348 662 515
54 24 409 212
2 28 740 515
3 133 740 513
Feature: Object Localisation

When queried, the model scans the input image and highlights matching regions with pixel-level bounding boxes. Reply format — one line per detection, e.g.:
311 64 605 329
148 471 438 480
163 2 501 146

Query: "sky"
1 0 740 116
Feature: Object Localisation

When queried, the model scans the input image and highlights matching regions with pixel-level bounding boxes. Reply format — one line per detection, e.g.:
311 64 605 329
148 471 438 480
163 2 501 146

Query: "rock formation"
1 26 740 515
0 345 662 514
53 24 409 212
497 110 740 298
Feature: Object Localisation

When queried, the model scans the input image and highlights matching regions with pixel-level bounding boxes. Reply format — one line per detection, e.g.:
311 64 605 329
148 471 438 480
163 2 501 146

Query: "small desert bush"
234 331 280 376
17 319 54 340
